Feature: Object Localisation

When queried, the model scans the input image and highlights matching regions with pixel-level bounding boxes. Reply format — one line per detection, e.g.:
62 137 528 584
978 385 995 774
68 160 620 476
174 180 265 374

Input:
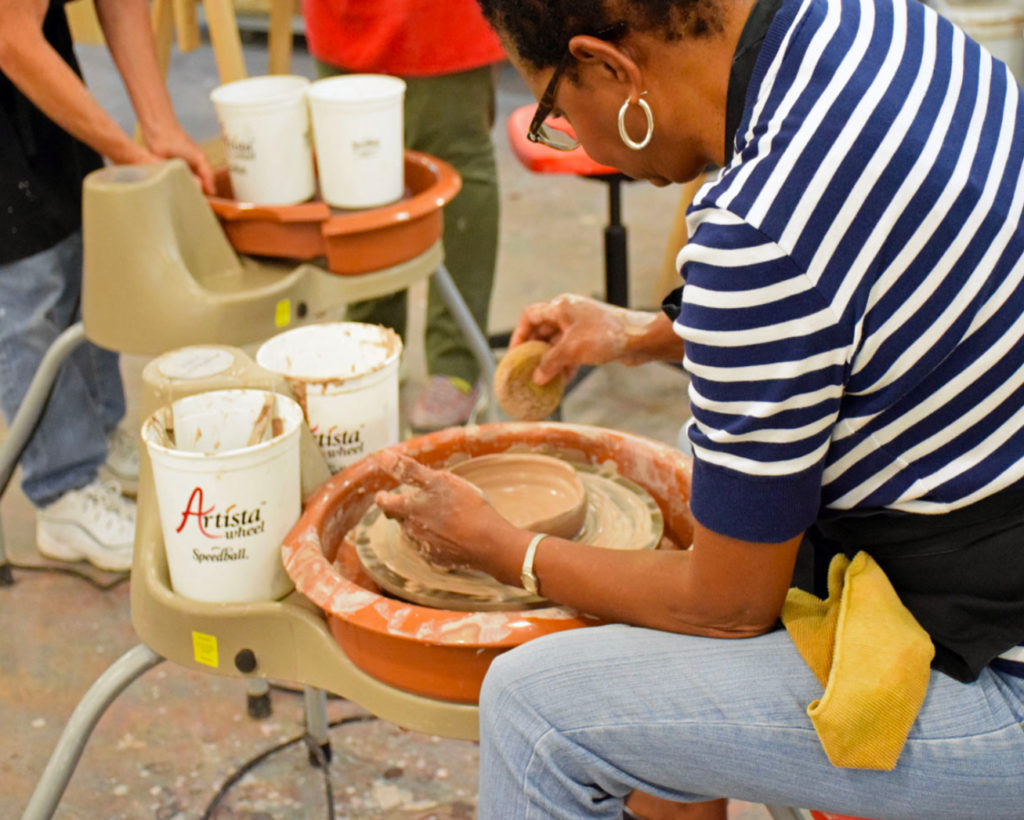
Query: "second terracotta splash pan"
206 150 461 275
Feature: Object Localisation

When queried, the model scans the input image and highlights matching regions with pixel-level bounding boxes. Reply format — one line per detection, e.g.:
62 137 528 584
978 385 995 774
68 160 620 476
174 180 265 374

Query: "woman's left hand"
374 451 518 573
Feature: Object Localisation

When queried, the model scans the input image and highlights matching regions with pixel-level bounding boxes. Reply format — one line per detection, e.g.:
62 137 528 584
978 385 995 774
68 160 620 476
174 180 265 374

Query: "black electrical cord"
200 713 379 820
2 562 129 591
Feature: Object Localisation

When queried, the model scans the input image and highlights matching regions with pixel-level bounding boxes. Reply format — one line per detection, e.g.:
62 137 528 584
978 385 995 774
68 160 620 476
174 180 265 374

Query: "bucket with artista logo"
141 389 304 603
255 322 402 473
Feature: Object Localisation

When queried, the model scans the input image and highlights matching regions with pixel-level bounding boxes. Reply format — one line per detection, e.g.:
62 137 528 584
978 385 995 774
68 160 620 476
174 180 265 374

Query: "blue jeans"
0 231 124 506
479 625 1024 819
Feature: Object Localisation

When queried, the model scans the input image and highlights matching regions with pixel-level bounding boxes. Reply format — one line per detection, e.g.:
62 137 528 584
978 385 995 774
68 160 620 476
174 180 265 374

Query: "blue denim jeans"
0 231 124 506
479 625 1024 819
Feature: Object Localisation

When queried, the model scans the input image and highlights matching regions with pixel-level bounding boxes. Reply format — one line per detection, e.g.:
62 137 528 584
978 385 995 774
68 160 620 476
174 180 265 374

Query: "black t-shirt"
0 0 104 264
810 485 1024 683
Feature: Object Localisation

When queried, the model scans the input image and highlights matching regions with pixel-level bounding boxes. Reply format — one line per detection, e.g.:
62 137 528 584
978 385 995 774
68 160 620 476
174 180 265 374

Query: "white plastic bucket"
142 389 304 603
255 323 402 472
210 74 316 205
931 0 1024 83
307 74 406 209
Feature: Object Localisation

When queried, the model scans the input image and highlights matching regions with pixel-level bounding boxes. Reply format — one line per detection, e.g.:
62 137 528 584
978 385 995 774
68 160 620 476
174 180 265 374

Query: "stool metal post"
602 174 629 307
432 262 498 421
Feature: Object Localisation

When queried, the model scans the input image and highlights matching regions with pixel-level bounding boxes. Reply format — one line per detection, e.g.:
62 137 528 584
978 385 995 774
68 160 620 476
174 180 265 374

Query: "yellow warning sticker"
274 299 291 328
192 631 219 668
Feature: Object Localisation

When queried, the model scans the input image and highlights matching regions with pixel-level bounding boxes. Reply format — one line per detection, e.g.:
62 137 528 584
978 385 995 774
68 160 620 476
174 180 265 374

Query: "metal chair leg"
431 263 498 421
20 644 164 820
303 686 331 766
0 322 87 497
0 322 87 585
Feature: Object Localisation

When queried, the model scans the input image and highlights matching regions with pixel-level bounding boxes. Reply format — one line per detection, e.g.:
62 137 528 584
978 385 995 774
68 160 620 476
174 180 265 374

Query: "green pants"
315 60 500 385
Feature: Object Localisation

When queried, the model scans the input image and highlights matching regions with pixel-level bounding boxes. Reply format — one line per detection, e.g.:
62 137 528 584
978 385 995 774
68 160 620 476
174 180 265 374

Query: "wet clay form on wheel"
283 422 694 703
494 341 567 421
354 453 663 611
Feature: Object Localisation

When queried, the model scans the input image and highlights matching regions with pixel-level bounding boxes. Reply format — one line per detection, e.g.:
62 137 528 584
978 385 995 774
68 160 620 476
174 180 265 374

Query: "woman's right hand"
509 293 661 385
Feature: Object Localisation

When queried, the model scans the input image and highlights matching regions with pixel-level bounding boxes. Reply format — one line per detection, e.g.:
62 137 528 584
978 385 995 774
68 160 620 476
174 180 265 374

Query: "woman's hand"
374 451 520 575
510 294 668 385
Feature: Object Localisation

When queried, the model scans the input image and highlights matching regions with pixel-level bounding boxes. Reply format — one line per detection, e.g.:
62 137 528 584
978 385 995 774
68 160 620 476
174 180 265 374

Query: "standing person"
370 0 1024 817
303 0 502 432
0 0 213 571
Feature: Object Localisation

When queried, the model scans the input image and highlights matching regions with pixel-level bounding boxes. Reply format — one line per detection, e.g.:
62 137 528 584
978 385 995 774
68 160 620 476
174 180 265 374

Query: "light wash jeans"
479 625 1024 819
0 231 124 506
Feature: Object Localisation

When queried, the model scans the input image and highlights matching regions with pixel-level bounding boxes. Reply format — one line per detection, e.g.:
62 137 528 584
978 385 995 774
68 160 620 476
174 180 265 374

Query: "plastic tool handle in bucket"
255 322 403 472
142 389 304 603
307 74 407 209
210 74 316 205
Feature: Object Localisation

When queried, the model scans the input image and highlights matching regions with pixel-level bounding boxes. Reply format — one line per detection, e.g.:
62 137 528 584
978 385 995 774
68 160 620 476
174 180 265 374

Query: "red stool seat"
506 103 619 176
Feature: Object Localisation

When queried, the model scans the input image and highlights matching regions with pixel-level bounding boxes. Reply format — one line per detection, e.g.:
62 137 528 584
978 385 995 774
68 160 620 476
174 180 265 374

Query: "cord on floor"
2 562 129 591
200 713 378 820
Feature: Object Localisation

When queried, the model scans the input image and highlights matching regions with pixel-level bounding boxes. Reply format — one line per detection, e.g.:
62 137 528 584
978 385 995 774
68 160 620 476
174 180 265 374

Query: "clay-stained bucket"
255 322 402 472
142 389 304 603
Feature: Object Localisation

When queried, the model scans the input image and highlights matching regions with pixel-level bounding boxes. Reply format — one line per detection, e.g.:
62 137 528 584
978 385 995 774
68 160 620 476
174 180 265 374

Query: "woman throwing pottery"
374 0 1024 817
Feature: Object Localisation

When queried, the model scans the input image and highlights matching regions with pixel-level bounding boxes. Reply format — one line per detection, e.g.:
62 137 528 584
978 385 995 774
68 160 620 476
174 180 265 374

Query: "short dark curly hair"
476 0 723 72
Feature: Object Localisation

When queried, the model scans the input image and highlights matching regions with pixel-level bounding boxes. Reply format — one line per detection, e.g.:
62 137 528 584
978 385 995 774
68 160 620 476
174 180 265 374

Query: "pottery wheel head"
352 454 664 611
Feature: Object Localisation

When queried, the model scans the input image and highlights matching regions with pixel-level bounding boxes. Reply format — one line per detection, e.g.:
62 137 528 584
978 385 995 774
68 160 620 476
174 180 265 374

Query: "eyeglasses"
527 21 628 151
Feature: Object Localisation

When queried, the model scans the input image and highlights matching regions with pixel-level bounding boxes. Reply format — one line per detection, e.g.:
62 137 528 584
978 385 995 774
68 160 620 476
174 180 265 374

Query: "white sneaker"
36 479 136 572
99 423 139 497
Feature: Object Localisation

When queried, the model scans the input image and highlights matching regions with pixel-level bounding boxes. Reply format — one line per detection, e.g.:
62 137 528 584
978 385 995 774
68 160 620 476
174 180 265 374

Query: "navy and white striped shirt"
674 0 1024 671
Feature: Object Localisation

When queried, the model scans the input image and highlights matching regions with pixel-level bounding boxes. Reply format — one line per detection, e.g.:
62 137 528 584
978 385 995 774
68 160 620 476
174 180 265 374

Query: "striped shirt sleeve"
678 213 851 542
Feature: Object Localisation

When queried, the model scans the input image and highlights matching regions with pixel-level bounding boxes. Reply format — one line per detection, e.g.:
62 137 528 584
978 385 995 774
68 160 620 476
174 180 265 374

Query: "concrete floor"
1 29 774 820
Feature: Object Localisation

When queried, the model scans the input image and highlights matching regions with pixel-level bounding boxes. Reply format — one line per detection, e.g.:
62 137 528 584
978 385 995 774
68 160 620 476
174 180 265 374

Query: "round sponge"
494 340 567 421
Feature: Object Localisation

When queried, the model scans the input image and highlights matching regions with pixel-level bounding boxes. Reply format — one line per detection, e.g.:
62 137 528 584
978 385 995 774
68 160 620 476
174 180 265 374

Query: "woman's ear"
568 35 645 102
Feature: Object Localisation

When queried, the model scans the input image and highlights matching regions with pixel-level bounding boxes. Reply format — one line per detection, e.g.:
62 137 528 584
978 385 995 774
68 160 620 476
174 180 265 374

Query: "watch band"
520 532 548 596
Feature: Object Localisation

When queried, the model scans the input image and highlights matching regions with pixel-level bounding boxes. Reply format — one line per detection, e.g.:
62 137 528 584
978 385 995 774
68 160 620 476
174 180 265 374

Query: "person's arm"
375 451 801 638
0 0 154 164
510 294 686 385
93 0 213 190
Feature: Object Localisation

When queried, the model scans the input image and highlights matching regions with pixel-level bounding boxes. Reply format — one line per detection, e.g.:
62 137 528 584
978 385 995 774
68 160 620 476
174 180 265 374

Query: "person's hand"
510 293 658 385
144 126 216 194
374 451 519 573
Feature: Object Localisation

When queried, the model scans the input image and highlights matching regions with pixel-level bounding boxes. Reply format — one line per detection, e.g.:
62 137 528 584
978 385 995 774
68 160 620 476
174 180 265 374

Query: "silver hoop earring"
618 97 654 150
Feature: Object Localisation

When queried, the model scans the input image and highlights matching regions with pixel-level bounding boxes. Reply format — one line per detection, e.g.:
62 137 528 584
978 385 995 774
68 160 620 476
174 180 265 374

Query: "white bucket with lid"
255 323 403 472
307 74 406 209
210 74 316 205
142 389 304 603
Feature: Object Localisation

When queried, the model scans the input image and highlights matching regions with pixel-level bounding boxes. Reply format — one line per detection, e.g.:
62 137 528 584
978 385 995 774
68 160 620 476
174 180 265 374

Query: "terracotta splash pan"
206 150 461 275
282 422 694 704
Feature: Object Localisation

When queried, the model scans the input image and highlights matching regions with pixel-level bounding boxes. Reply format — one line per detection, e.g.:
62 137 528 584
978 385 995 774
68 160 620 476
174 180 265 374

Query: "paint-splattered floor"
2 27 772 820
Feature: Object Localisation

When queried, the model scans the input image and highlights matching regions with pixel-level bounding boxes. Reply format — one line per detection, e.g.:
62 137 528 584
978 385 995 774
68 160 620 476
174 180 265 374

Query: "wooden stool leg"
203 0 247 84
172 0 201 53
267 0 295 75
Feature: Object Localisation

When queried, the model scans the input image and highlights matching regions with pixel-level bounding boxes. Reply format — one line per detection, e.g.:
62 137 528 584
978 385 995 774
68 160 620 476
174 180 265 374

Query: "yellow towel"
781 551 935 770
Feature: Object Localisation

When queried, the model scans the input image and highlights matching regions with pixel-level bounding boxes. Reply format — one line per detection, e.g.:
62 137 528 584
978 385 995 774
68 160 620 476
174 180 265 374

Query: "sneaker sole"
36 522 132 572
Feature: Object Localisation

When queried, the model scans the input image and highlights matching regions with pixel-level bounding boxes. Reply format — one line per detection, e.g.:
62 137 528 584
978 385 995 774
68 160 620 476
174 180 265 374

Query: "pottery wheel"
352 462 664 611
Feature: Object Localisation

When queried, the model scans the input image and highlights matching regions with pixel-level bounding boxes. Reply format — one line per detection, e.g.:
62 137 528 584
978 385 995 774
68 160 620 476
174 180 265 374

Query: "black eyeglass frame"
526 21 629 151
